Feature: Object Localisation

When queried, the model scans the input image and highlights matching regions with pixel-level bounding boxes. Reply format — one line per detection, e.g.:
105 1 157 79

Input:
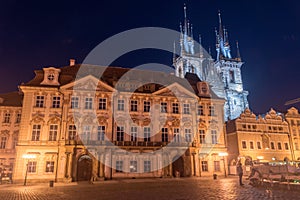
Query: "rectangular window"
183 103 190 114
199 130 205 144
68 125 77 140
49 124 58 141
144 101 150 112
130 161 137 173
242 141 247 149
117 99 124 111
97 126 105 141
82 125 91 141
16 113 21 123
173 128 180 142
32 124 41 141
208 105 215 116
71 96 79 109
197 105 204 115
270 142 275 150
52 96 60 108
116 161 123 173
161 102 167 113
144 161 151 173
35 95 44 108
277 142 282 150
214 161 220 171
284 143 289 150
28 161 37 173
117 126 124 142
257 141 262 149
85 97 93 109
185 129 192 142
130 100 138 112
162 128 168 142
13 137 18 149
130 126 137 142
0 137 7 149
3 113 10 123
201 161 208 172
249 141 254 149
45 161 55 173
295 143 299 150
172 103 179 114
98 98 107 110
211 130 217 144
144 127 151 142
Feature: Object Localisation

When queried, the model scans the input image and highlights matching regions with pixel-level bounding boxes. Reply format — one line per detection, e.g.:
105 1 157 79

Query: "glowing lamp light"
218 152 228 157
257 156 264 160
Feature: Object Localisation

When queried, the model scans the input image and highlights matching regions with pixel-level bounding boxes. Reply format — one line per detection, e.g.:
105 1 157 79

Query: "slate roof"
0 91 23 107
23 64 222 100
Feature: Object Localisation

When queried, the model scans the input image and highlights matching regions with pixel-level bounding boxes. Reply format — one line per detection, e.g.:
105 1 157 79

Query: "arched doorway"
172 156 184 177
77 155 92 181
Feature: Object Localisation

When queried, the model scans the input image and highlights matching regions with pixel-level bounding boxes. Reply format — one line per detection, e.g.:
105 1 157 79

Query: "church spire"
218 11 224 41
180 4 194 55
173 41 176 65
216 11 232 60
236 41 242 61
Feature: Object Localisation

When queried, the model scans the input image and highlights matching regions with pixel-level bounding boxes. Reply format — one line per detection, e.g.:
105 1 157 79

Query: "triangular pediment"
153 82 197 99
61 75 115 92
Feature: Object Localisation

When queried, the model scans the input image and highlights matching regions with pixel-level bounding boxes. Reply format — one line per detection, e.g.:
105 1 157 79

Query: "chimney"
69 59 75 66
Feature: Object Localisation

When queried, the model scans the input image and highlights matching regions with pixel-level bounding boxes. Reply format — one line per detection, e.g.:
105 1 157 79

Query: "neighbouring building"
285 107 300 160
226 108 293 175
0 92 22 181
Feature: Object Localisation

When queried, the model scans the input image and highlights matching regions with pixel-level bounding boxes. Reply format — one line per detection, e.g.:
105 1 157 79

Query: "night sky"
0 0 299 114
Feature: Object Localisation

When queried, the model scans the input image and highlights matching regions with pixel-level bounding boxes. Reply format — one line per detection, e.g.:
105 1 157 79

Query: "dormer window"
48 73 55 81
196 82 210 96
41 67 61 86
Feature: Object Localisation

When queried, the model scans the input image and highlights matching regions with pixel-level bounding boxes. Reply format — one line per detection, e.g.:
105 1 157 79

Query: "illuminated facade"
0 92 22 180
285 107 300 160
174 6 249 121
226 108 293 174
11 61 228 183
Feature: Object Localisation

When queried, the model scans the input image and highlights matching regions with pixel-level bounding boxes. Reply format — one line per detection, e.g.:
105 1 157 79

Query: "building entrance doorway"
172 156 184 177
77 155 92 181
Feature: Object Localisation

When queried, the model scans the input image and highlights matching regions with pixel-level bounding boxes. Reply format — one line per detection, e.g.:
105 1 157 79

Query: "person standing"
237 161 244 186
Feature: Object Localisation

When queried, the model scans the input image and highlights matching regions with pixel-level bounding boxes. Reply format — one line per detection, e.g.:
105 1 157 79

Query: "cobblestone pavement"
0 177 299 200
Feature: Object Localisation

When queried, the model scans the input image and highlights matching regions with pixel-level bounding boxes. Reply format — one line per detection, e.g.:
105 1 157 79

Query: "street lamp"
218 152 228 178
22 154 36 186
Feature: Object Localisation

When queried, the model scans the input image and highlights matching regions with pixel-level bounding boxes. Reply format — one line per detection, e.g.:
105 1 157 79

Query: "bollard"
49 180 54 187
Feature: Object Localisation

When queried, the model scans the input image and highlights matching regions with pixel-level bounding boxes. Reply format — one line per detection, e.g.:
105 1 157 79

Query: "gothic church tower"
173 6 249 121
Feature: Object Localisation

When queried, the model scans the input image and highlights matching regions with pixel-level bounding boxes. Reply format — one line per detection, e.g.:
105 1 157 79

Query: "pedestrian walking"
237 161 244 186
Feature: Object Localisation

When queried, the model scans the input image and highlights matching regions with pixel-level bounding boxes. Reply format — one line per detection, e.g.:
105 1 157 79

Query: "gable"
153 82 198 99
60 75 115 92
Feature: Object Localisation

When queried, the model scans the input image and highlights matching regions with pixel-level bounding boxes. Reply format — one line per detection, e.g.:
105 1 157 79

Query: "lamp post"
218 152 228 178
22 154 36 186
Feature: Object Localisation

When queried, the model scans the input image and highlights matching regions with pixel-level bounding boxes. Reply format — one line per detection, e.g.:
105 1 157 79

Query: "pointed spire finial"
199 34 203 58
173 41 176 64
208 46 211 55
190 24 193 39
218 10 224 39
236 40 241 61
187 21 190 35
184 3 187 19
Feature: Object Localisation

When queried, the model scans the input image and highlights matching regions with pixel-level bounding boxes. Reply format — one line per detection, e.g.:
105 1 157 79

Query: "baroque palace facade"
10 62 227 183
